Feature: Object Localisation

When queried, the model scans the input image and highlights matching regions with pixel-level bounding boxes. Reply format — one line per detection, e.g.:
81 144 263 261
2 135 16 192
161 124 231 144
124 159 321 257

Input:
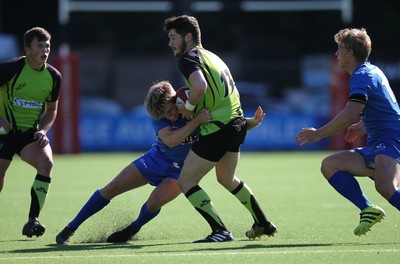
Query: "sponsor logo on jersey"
13 98 43 109
376 143 386 149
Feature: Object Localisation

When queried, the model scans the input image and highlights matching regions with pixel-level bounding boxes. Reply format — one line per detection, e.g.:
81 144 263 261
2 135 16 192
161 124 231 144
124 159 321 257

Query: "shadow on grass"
6 243 140 254
0 239 38 243
5 240 399 255
5 240 192 254
192 240 400 252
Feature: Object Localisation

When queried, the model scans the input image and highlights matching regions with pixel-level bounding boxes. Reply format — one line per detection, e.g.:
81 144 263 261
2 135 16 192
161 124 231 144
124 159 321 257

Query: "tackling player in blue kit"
296 28 400 235
56 81 265 244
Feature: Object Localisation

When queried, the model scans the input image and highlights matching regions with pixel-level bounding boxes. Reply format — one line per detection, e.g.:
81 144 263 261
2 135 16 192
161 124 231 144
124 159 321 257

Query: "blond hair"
144 81 176 120
334 28 372 62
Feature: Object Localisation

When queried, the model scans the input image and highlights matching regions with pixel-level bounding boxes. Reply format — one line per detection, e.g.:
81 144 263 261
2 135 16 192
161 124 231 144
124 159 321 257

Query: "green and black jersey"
0 56 62 133
178 45 243 136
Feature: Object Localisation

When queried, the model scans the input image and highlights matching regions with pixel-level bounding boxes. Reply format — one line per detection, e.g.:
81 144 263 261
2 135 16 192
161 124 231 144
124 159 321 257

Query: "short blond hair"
144 81 176 120
334 28 372 62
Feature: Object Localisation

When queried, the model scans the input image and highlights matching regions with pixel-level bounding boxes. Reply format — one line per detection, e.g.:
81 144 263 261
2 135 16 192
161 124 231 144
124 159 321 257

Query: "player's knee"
374 181 394 200
177 178 189 192
216 176 226 187
38 157 53 173
100 181 122 199
216 175 234 190
146 199 162 212
320 157 335 180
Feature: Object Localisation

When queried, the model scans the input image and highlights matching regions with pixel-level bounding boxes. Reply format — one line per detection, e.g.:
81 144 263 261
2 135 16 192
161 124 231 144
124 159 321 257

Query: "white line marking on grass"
1 248 400 261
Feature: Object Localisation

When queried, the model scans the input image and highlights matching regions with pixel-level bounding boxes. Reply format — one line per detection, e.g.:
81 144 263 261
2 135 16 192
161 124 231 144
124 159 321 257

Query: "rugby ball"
175 86 190 104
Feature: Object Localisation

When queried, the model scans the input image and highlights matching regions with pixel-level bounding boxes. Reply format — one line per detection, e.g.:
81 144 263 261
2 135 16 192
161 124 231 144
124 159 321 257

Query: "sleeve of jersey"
0 63 8 85
47 64 62 102
152 118 172 135
348 94 367 104
348 75 370 104
0 58 22 85
178 53 200 81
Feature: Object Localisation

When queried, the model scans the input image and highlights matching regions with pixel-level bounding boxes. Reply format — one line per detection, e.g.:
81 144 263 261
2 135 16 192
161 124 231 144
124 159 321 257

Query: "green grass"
0 152 399 264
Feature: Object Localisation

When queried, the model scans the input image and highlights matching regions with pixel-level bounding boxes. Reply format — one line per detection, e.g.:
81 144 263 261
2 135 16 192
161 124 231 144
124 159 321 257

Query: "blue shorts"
133 147 182 186
355 137 400 169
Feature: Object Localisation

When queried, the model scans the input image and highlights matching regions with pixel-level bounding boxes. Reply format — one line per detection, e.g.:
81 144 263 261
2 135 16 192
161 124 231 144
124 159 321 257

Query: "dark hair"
23 27 51 47
163 15 201 44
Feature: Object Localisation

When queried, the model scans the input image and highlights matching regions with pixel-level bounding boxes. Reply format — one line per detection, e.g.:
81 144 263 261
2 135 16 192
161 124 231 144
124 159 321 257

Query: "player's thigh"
100 163 148 199
20 142 53 173
321 150 373 178
0 159 11 191
0 159 11 178
147 178 181 211
178 150 215 191
375 154 400 187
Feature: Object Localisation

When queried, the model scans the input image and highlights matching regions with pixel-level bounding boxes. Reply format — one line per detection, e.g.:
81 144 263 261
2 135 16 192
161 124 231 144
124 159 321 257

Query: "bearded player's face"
168 29 187 58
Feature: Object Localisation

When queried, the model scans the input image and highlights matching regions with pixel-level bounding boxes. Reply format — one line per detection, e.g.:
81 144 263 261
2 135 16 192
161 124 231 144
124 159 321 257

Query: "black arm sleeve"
348 93 367 104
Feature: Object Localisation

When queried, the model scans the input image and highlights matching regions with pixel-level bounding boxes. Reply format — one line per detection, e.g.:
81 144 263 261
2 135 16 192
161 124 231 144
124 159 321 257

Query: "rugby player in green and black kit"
0 27 61 238
164 15 277 243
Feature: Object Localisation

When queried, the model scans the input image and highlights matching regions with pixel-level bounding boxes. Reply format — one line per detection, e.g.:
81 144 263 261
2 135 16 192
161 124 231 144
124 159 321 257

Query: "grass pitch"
0 152 399 264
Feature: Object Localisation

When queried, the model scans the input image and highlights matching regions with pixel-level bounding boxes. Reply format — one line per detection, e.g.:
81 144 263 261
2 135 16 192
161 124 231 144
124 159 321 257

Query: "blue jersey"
151 116 198 164
132 116 199 186
349 62 400 140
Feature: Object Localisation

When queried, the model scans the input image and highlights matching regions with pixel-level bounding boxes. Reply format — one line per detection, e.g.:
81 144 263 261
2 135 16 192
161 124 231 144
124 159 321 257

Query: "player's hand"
176 102 194 120
0 118 12 133
246 106 266 130
193 108 211 125
295 127 320 146
34 130 49 148
345 122 366 143
253 106 266 125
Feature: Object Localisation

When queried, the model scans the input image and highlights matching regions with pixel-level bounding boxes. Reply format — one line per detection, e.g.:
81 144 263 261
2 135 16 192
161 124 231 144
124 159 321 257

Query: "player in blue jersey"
56 81 265 244
296 28 400 235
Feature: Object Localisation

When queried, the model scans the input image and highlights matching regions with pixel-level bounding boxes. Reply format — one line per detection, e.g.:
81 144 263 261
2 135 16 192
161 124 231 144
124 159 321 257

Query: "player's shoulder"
44 63 62 86
186 46 215 58
152 117 172 131
0 56 25 83
183 46 204 60
354 62 379 75
45 63 62 79
356 62 384 81
0 56 25 68
351 63 371 81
